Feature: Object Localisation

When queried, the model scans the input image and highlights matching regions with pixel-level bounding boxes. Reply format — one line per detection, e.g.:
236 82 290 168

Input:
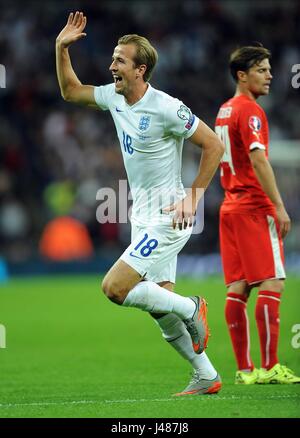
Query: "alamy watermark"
291 324 300 349
96 180 205 234
0 64 6 88
0 324 6 348
291 64 300 89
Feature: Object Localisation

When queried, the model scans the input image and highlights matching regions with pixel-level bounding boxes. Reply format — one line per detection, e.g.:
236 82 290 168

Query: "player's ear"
136 64 147 80
237 70 247 82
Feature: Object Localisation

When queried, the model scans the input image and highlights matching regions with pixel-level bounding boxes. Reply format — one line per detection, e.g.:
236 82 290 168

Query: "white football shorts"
120 220 192 283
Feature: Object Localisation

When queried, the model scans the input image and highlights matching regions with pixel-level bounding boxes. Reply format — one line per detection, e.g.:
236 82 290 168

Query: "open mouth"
113 75 123 85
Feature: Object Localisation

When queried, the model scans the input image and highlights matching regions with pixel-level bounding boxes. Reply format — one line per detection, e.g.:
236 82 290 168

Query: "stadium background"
0 0 299 276
0 0 300 419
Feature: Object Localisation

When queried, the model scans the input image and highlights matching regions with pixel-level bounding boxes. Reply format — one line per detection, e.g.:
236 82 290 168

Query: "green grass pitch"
0 274 299 418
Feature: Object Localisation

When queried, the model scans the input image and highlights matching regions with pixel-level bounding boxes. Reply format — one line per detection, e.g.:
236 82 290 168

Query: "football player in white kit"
56 11 225 395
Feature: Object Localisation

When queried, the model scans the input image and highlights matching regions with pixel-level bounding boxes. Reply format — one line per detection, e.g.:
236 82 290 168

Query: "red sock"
225 292 254 371
255 290 281 370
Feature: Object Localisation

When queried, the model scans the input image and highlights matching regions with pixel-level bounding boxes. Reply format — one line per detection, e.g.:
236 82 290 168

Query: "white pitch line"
0 394 299 408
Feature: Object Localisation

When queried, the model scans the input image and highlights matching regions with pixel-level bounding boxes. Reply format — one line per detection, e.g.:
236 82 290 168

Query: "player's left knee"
101 276 128 304
275 279 285 293
260 279 285 293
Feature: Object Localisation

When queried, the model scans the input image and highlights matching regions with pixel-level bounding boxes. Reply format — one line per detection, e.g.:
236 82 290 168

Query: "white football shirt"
94 83 199 225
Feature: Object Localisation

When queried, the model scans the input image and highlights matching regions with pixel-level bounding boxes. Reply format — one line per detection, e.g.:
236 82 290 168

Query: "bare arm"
163 120 225 229
250 149 291 238
189 120 225 197
56 11 97 107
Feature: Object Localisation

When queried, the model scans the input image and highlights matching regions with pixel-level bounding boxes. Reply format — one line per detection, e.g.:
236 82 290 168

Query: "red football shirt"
215 94 274 213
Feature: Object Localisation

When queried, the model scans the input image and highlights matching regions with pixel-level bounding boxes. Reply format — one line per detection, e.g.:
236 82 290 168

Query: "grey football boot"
174 372 222 396
183 296 209 354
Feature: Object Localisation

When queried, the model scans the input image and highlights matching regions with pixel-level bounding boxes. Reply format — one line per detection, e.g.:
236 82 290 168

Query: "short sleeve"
238 103 267 153
94 84 115 111
164 98 199 139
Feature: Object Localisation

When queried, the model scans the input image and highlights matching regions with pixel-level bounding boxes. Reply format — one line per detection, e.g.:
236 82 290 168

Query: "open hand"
56 11 87 48
163 195 196 230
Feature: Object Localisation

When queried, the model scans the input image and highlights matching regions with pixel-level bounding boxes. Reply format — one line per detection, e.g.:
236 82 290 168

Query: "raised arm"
56 11 97 106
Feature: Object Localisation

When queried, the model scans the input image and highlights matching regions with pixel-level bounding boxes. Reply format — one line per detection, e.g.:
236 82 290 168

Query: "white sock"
123 281 195 319
155 313 217 379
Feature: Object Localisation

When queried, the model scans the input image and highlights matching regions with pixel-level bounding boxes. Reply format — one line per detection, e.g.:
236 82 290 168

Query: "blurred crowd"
0 0 300 262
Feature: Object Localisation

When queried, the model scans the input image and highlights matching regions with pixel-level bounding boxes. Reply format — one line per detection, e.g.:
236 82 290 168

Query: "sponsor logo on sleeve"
177 105 195 130
248 115 262 131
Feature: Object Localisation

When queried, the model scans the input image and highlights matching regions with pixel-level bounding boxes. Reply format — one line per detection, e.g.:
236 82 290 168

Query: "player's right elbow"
61 84 79 102
61 89 74 102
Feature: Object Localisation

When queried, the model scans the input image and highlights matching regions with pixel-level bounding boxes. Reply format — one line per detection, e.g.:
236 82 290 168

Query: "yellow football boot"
235 368 260 384
257 363 300 384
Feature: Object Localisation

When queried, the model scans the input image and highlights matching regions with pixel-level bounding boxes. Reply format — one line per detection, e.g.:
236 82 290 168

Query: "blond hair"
118 34 158 82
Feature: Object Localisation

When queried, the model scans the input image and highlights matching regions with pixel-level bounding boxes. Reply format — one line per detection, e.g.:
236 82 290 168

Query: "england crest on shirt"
248 115 261 131
139 115 151 131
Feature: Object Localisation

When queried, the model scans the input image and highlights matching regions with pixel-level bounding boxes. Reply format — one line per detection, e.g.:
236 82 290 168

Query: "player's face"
245 58 273 97
109 44 140 96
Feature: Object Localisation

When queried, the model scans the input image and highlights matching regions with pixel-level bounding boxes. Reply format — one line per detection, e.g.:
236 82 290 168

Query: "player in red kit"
215 45 300 384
